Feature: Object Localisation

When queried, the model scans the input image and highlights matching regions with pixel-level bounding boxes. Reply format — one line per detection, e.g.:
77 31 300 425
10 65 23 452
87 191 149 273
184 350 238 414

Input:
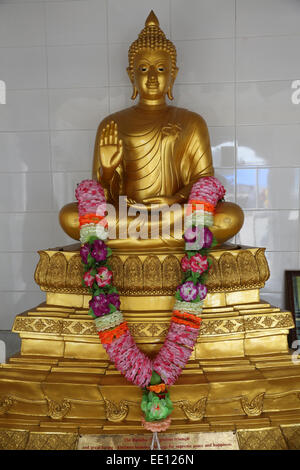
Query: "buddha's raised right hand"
99 121 123 182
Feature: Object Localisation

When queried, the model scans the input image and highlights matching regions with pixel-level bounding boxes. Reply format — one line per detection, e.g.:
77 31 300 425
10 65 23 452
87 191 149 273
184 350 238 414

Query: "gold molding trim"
244 313 294 331
12 311 294 338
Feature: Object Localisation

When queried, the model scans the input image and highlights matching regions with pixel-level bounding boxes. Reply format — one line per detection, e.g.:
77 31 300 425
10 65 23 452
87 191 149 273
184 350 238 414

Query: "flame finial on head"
145 10 160 27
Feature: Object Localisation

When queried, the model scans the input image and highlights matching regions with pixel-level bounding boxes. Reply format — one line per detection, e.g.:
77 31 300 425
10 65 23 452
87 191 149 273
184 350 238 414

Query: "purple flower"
89 294 110 317
183 226 200 243
197 283 208 300
91 239 107 262
203 227 213 248
107 293 121 310
179 281 198 302
80 242 91 264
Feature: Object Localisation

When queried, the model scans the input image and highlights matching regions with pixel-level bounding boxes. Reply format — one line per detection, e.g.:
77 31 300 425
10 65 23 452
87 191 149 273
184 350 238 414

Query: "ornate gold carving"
0 396 14 415
13 315 98 336
237 251 260 286
104 399 129 422
255 248 270 282
176 398 207 421
34 247 271 295
128 322 169 337
237 428 288 450
123 256 143 290
46 252 67 288
120 288 176 296
281 425 300 450
143 256 162 290
199 318 244 336
34 251 50 286
109 255 124 289
25 432 78 450
206 255 222 289
46 397 71 420
241 393 265 417
14 316 62 334
0 428 29 450
66 254 83 288
61 320 96 336
162 255 182 289
13 309 294 340
244 312 294 331
219 252 240 288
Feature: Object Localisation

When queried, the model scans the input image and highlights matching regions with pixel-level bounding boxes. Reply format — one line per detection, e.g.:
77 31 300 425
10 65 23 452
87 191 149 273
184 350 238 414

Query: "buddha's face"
130 49 176 102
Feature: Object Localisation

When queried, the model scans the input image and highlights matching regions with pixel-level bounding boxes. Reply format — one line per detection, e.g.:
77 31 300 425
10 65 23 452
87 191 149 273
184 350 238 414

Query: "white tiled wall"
0 0 300 328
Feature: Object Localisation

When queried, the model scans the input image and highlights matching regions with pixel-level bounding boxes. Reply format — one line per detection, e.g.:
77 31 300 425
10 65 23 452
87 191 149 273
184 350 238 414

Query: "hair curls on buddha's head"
128 11 177 82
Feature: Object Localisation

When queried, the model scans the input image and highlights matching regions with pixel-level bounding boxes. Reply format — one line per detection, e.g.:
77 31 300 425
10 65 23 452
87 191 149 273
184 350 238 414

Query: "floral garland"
75 176 225 432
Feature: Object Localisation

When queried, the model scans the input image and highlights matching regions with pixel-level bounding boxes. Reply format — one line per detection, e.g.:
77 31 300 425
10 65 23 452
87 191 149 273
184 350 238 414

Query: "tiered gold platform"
1 244 300 450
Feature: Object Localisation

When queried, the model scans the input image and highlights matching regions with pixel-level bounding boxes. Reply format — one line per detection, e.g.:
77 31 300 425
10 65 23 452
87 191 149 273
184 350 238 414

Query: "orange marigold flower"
147 383 166 393
79 213 107 227
98 322 128 344
186 199 215 216
172 310 201 328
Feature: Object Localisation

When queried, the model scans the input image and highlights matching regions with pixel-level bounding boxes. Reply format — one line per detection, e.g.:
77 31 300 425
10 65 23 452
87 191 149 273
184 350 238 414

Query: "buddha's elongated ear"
127 67 138 100
167 67 179 100
167 86 174 101
131 86 138 100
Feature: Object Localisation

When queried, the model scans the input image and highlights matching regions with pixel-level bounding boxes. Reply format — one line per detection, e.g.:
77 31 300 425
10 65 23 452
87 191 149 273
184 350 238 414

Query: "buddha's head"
127 11 178 103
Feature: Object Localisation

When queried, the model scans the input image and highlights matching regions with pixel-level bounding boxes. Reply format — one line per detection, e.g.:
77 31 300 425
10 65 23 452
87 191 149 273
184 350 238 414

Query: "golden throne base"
1 244 300 450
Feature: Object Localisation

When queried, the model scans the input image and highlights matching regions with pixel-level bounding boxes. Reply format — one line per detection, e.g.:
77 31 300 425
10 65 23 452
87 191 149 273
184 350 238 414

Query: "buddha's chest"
119 121 182 166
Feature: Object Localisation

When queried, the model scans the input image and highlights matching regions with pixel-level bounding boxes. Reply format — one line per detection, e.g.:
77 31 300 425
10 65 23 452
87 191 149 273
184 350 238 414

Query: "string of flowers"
75 176 225 432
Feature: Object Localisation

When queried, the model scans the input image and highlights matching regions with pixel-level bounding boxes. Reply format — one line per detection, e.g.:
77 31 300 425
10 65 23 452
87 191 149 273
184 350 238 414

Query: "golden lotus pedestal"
1 243 300 450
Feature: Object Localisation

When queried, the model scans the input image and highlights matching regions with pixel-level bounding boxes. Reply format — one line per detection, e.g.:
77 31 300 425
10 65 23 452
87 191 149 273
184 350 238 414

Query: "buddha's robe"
92 105 217 250
93 105 214 205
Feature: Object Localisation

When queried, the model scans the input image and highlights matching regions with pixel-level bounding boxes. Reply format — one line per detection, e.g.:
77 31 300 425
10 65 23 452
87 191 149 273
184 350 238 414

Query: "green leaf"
87 236 98 244
107 285 118 294
199 248 210 256
88 307 96 319
109 303 117 313
150 371 162 385
87 253 95 267
211 235 218 248
106 247 113 257
175 290 182 300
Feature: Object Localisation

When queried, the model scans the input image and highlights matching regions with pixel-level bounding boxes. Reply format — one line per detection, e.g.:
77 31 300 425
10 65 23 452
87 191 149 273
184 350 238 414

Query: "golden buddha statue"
60 11 244 248
0 11 299 451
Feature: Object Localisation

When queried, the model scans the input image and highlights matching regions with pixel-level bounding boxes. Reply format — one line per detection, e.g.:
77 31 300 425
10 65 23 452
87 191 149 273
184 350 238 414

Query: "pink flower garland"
76 176 226 431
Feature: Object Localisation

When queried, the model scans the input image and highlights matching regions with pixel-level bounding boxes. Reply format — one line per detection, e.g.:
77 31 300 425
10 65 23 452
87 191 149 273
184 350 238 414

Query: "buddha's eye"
139 65 148 72
157 66 165 72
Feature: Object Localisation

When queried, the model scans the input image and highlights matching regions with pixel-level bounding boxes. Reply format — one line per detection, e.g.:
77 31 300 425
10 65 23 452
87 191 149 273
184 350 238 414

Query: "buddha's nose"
148 66 158 82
